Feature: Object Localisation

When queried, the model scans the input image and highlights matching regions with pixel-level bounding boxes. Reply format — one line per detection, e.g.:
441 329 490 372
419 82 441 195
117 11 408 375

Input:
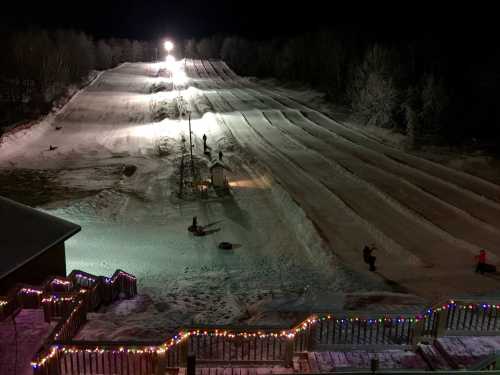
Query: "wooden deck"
172 337 500 374
435 336 500 368
304 349 428 372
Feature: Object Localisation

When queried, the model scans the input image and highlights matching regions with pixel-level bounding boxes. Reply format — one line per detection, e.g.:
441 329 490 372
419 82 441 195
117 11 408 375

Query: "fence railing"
304 312 418 349
51 341 164 375
1 270 138 323
444 301 500 333
186 325 293 364
23 291 500 375
0 269 137 375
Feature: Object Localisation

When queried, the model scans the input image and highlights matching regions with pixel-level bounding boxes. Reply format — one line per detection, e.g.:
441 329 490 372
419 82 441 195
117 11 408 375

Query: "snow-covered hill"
1 59 499 338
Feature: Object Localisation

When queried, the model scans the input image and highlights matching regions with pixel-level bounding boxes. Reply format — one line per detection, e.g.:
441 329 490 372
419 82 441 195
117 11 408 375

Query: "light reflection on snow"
128 112 220 141
229 176 271 189
165 57 188 88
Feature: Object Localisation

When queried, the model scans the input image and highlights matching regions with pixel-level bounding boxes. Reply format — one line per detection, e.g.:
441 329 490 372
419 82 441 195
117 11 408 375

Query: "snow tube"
218 242 233 250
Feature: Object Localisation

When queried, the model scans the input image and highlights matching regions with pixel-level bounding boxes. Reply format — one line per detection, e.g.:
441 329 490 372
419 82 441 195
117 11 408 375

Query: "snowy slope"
0 62 385 339
186 58 500 298
1 58 500 339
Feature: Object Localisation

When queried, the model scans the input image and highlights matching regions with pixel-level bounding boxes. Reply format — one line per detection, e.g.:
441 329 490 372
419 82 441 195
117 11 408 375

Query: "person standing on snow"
203 134 208 153
363 245 371 264
363 244 377 272
188 216 198 232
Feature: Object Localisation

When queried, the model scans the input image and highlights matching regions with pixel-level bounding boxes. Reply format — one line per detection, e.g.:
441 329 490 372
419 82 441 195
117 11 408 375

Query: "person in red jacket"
475 249 486 275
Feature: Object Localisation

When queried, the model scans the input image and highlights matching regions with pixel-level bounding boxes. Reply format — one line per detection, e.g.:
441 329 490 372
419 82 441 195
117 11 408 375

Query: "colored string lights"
74 273 96 283
19 287 43 296
51 278 72 286
30 299 470 368
27 283 500 370
41 296 76 303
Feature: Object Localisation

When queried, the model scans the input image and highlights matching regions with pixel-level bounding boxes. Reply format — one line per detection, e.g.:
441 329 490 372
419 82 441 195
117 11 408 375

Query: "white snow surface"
1 60 500 340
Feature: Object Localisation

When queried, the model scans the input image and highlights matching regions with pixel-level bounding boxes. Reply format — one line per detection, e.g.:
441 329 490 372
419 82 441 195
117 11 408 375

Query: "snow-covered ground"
185 59 500 295
1 60 500 340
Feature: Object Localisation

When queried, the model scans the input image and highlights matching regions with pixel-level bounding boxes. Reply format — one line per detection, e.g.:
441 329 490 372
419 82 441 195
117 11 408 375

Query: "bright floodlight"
164 41 174 52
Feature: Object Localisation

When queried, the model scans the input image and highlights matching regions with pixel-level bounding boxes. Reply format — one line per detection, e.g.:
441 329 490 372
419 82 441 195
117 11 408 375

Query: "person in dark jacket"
363 245 371 263
363 244 377 272
203 134 208 153
188 216 198 232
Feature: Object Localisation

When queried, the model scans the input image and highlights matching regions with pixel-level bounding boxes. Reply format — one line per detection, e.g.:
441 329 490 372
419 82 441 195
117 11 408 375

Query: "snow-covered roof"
209 159 231 171
0 196 81 280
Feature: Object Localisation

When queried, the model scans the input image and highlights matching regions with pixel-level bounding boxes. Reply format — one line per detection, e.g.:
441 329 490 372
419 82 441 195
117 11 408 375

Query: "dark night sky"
3 0 497 44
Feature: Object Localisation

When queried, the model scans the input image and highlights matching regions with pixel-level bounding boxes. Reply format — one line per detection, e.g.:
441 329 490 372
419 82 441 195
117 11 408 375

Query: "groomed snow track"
186 58 500 297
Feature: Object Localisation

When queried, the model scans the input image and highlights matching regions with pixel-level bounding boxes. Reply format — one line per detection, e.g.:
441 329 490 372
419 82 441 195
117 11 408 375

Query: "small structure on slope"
209 159 231 189
0 195 81 294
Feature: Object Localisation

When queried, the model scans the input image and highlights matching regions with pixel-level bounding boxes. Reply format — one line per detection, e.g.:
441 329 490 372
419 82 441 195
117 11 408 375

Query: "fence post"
410 319 425 348
284 338 294 368
42 301 51 323
434 311 448 338
155 351 167 375
187 354 196 375
178 337 189 366
306 324 317 351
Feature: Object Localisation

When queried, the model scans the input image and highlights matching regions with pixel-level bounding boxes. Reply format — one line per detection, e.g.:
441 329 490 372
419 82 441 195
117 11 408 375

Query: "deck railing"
51 341 164 375
0 269 137 375
30 297 500 375
185 325 293 365
10 281 500 375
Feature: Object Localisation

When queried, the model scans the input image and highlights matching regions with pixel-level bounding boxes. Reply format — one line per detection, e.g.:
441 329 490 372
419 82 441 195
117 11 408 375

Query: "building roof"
209 159 231 171
0 196 81 280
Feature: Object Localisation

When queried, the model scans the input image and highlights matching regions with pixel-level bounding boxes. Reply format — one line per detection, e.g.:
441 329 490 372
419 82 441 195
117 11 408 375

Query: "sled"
218 242 233 250
484 263 497 273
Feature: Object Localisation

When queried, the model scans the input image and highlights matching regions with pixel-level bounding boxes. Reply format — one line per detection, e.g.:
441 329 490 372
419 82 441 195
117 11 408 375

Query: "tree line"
182 32 500 151
0 30 157 128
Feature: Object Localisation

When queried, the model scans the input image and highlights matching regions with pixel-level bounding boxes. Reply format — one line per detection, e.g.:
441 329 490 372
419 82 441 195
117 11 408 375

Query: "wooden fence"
49 341 164 375
445 302 500 333
21 290 500 375
0 269 136 323
301 312 417 349
0 269 137 375
186 327 291 364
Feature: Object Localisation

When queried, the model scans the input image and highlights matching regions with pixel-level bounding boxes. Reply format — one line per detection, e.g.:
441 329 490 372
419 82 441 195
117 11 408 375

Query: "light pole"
188 110 195 178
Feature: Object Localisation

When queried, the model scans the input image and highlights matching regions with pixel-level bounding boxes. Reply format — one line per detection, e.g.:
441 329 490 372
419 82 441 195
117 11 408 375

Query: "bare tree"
132 40 144 62
96 40 113 69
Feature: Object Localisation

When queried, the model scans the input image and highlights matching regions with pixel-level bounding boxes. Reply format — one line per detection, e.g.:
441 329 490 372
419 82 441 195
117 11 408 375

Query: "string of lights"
51 278 72 286
73 273 96 283
41 296 76 303
0 269 138 370
18 287 43 295
31 298 500 369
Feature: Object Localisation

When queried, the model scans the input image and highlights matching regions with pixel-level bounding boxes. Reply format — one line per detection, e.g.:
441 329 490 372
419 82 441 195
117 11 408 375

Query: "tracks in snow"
184 59 500 282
